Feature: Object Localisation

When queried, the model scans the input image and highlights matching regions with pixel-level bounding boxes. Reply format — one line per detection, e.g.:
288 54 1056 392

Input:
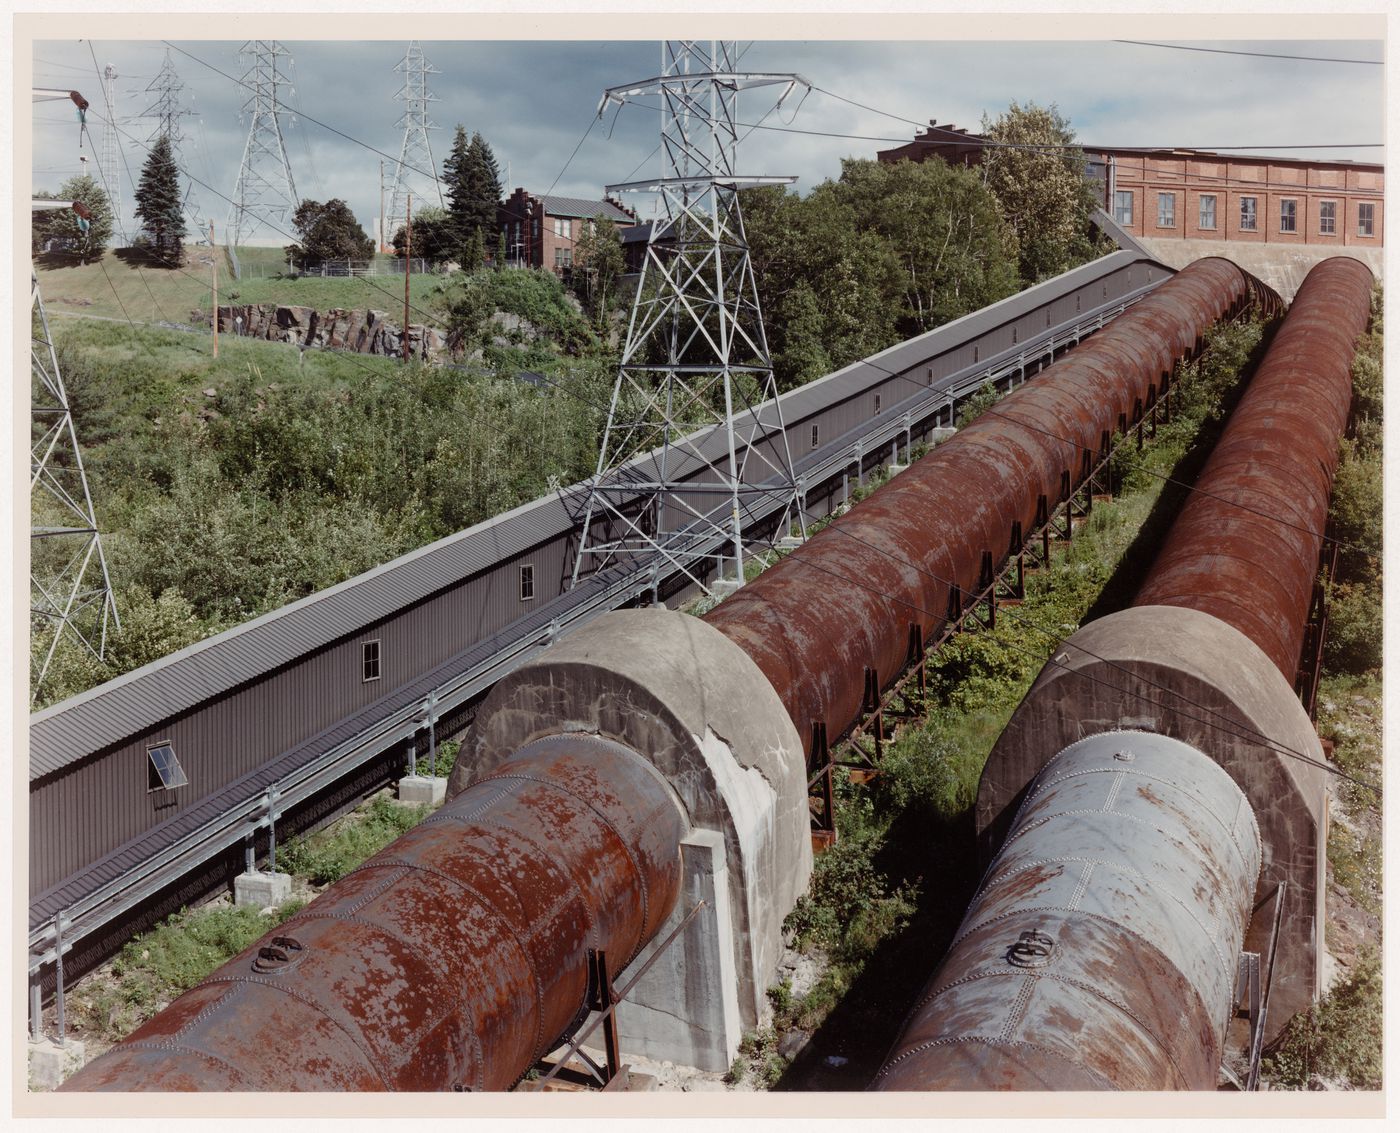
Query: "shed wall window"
1199 194 1216 230
1358 203 1375 236
811 423 820 449
1319 201 1337 234
1113 190 1133 225
362 640 381 682
1279 199 1297 233
1156 192 1175 228
520 564 536 601
147 742 189 792
1240 196 1257 231
874 393 882 414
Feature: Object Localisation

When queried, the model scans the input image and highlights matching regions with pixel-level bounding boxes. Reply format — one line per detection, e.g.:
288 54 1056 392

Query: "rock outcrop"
210 304 451 363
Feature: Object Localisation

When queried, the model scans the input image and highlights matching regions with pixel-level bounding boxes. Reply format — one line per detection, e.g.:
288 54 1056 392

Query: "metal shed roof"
536 195 636 223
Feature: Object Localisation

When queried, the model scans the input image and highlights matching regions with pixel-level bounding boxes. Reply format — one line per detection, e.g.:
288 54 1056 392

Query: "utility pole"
227 41 299 245
571 41 809 594
403 194 411 365
210 220 219 359
386 42 444 249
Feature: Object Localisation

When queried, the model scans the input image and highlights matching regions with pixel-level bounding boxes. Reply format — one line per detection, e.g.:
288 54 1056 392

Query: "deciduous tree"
285 198 375 267
36 174 114 261
979 101 1105 283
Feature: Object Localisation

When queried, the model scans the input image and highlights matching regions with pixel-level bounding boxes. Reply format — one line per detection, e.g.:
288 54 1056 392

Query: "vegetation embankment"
34 314 609 708
1261 286 1383 1092
725 315 1272 1089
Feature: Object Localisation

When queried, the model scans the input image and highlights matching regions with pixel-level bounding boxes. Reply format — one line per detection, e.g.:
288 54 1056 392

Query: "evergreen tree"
134 134 187 264
441 124 473 251
38 174 114 261
462 132 503 249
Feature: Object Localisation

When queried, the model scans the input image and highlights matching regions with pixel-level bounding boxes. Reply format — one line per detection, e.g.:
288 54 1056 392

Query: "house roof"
535 195 636 223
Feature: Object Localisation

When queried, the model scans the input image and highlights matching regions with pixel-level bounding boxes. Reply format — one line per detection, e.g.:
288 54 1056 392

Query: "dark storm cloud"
29 36 1383 242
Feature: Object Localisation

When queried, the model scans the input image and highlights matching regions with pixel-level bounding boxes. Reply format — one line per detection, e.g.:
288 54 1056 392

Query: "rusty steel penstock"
60 733 685 1092
1134 256 1375 679
704 257 1256 751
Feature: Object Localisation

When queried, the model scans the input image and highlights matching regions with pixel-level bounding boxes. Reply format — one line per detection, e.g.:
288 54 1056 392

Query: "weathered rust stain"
61 733 684 1092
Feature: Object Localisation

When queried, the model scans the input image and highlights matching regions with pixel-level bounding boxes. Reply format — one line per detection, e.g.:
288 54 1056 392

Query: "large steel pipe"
1134 256 1374 678
874 731 1261 1090
62 733 684 1091
706 258 1254 750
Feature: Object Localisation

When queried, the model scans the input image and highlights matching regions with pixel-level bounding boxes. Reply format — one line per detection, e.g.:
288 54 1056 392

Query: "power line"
1114 39 1384 66
619 90 1383 154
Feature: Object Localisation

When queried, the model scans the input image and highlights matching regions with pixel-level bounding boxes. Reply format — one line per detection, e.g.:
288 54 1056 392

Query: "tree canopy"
33 175 115 261
744 157 1020 390
979 101 1106 283
134 134 187 264
573 214 627 326
390 204 456 263
285 198 375 267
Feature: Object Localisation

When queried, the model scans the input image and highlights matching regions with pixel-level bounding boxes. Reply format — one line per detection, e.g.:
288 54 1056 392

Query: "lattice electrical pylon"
100 63 127 245
571 42 809 595
30 258 119 699
385 41 444 248
226 41 299 245
140 48 202 237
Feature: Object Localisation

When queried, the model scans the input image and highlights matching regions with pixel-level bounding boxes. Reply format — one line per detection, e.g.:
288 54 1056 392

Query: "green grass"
66 899 304 1047
277 793 431 886
35 248 447 325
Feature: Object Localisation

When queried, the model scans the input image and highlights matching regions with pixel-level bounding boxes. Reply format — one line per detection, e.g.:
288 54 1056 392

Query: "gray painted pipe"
873 730 1261 1090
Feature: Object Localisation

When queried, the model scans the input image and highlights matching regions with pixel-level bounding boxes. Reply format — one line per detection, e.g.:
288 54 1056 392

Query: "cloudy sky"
27 30 1385 247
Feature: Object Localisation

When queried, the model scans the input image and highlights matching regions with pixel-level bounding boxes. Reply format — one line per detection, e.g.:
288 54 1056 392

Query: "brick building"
497 190 639 272
876 122 1384 249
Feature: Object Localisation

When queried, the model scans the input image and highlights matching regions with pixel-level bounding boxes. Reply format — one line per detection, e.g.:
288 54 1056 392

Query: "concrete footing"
396 774 447 806
709 578 743 598
233 870 292 909
28 1037 85 1091
615 829 742 1072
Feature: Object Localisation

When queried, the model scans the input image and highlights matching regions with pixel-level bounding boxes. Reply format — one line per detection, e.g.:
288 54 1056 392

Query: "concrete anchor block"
396 775 447 806
709 579 742 598
234 870 292 910
29 1037 86 1091
614 830 742 1072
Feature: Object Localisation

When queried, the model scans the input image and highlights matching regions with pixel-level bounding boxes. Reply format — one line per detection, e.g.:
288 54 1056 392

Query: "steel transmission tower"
385 41 444 248
30 262 119 698
140 48 202 235
227 41 299 245
571 42 808 594
100 63 127 244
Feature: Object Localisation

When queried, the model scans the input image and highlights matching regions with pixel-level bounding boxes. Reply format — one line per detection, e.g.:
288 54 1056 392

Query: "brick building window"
554 248 563 267
1113 190 1133 225
1358 203 1375 237
562 248 572 268
1199 195 1216 230
1319 201 1337 235
1240 197 1257 231
1156 192 1175 228
1279 199 1298 233
520 564 535 601
362 640 381 682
